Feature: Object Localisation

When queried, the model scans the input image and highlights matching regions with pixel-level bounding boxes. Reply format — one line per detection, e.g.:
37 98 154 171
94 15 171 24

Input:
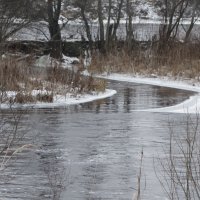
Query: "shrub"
14 93 35 104
36 93 53 103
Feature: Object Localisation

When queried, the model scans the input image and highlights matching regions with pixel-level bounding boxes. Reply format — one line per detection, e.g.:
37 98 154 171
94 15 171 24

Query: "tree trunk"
80 4 92 50
98 0 105 52
105 0 112 50
112 0 124 41
126 0 134 51
159 0 189 51
47 0 62 60
184 0 198 42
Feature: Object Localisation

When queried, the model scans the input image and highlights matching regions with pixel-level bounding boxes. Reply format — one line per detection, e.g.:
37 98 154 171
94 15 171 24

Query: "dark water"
0 81 196 200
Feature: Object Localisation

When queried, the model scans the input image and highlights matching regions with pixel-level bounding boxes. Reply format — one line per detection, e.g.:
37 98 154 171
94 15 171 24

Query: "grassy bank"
0 56 106 105
88 42 200 81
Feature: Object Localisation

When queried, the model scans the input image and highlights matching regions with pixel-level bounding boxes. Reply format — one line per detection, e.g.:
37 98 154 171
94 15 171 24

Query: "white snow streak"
0 89 117 109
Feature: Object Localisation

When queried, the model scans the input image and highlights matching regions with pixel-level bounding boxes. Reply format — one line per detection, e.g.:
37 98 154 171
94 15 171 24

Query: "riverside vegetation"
88 41 200 82
0 55 106 105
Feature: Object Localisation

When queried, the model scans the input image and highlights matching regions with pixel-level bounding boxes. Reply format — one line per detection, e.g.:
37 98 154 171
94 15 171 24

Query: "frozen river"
14 21 200 42
0 80 196 200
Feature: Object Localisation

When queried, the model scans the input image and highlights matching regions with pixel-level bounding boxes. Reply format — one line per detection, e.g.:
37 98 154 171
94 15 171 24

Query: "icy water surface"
0 81 196 200
15 22 200 41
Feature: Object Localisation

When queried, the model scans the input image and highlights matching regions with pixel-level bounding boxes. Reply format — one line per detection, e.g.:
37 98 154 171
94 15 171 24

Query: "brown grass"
0 59 31 91
14 93 35 104
0 56 106 104
46 66 106 94
36 93 53 103
89 42 200 80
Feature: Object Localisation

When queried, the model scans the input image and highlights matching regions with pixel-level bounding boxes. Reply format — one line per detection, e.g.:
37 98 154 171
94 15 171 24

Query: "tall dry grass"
89 42 200 79
0 55 106 104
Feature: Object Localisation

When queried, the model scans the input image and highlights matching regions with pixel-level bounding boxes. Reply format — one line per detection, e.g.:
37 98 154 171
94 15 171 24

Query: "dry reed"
0 56 106 104
89 42 200 80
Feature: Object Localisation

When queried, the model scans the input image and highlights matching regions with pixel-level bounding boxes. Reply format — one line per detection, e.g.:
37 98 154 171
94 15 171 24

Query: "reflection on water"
77 81 194 113
0 81 196 200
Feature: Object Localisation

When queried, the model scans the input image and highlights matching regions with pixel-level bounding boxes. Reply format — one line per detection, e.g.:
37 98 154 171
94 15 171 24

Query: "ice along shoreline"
97 73 200 114
0 89 117 109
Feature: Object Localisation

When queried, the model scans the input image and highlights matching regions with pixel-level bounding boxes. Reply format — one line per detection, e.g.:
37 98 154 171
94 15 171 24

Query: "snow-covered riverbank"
0 89 117 109
98 73 200 114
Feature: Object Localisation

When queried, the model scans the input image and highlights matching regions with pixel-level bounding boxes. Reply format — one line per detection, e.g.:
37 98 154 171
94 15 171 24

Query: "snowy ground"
97 73 200 114
0 89 117 109
0 54 116 109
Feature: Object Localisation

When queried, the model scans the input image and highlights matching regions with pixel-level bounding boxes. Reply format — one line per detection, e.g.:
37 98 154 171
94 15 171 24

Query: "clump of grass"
87 78 107 93
46 65 75 85
77 76 106 93
36 93 53 103
89 49 149 74
46 66 106 94
14 93 35 104
0 60 28 91
26 79 43 91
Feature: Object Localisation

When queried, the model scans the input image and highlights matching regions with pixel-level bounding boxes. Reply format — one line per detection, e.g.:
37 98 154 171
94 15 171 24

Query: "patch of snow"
62 54 79 66
35 55 53 67
0 89 117 109
82 70 90 76
35 54 79 69
58 15 68 25
139 95 200 114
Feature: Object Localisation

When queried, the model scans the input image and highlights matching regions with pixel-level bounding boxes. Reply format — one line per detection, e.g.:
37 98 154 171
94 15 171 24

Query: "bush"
36 93 53 103
14 93 35 104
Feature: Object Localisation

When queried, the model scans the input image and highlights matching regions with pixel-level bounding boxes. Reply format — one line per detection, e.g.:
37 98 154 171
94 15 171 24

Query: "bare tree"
155 0 190 45
0 0 34 48
73 0 93 49
111 0 124 41
0 97 31 171
125 0 134 51
47 0 63 59
105 0 124 50
105 0 112 49
44 153 67 200
156 113 200 200
183 0 200 42
97 0 105 51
